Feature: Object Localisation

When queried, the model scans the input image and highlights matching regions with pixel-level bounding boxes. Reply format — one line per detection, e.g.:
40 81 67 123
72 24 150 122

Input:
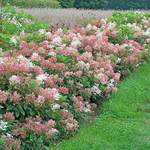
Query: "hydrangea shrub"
0 7 150 149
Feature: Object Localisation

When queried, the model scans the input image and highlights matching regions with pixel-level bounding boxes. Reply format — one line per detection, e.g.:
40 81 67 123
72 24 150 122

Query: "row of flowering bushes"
0 7 150 149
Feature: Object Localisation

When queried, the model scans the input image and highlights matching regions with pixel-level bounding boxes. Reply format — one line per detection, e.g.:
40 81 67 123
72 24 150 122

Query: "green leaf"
60 95 67 102
82 78 91 88
57 54 71 63
27 79 38 89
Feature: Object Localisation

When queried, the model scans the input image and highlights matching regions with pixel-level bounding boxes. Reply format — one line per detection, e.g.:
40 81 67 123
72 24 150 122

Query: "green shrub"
2 6 48 34
58 0 75 8
109 11 144 26
107 0 150 9
74 0 108 9
3 0 60 8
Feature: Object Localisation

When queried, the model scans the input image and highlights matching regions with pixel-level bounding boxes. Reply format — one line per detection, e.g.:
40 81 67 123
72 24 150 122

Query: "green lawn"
52 60 150 150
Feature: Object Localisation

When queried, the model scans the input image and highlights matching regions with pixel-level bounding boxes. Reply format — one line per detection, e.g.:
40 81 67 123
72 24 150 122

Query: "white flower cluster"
0 57 4 64
86 24 98 31
143 28 150 37
71 37 81 48
108 22 116 31
10 36 18 45
0 120 8 131
116 58 122 64
51 103 61 111
53 92 61 101
76 61 90 71
84 102 92 113
17 55 34 68
38 29 46 35
91 85 102 96
127 23 142 32
51 36 62 46
36 74 48 85
9 75 21 84
108 79 115 87
48 51 56 57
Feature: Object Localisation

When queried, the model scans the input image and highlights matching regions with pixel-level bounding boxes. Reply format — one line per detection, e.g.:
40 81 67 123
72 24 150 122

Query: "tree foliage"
58 0 75 8
74 0 150 9
74 0 108 9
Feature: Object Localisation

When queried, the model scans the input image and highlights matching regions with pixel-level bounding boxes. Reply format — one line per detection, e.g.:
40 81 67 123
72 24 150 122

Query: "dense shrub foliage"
75 0 150 9
1 6 150 149
58 0 75 8
108 0 150 10
74 0 108 9
3 0 60 8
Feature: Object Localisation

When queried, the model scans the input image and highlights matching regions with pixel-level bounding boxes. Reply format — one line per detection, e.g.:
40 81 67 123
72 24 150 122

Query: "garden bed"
0 6 150 149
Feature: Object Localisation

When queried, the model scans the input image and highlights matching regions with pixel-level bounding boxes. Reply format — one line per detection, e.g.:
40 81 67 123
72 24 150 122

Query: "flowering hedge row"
0 8 150 149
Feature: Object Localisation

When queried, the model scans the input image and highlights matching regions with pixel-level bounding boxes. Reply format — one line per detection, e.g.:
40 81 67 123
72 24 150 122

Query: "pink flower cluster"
73 96 84 112
60 109 79 131
3 112 15 121
24 116 58 137
0 56 31 74
0 90 8 103
4 137 21 150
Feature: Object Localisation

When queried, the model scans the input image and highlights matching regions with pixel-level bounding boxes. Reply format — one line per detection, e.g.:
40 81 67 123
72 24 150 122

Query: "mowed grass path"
52 60 150 150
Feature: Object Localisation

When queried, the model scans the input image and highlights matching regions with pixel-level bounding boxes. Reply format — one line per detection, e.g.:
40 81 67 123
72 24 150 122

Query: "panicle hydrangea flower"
0 90 8 103
9 75 21 84
36 74 48 85
11 91 21 103
91 85 102 96
0 120 8 131
3 112 15 121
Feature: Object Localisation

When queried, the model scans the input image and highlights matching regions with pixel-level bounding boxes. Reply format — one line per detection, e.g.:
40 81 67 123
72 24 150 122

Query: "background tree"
74 0 108 9
74 0 150 9
58 0 75 8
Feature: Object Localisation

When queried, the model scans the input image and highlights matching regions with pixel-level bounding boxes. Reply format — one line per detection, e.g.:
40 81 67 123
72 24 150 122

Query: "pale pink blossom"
59 87 69 94
3 112 15 121
9 75 21 84
11 91 21 103
0 90 8 103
